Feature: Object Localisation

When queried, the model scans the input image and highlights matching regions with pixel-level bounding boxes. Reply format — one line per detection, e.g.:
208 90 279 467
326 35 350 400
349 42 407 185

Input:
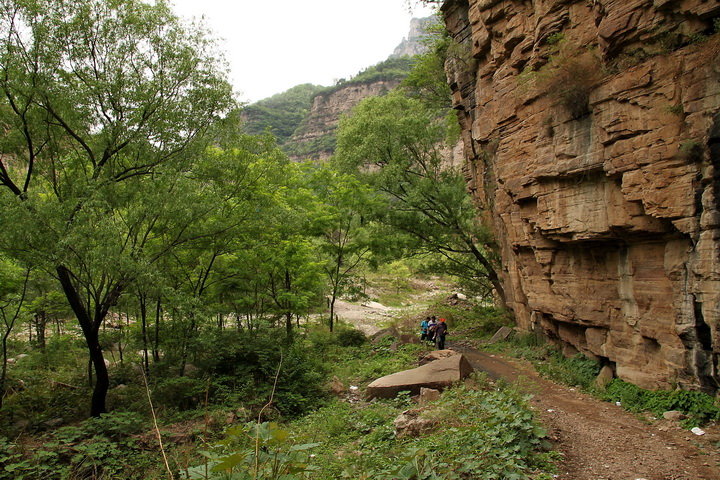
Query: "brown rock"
663 410 687 421
418 387 441 406
595 365 615 389
393 409 438 437
442 0 720 393
489 326 514 343
329 376 345 396
419 349 460 365
367 354 474 399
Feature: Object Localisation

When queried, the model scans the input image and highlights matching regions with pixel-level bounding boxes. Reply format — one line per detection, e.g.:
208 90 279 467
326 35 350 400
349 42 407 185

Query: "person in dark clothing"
434 318 448 350
427 316 438 343
420 317 430 341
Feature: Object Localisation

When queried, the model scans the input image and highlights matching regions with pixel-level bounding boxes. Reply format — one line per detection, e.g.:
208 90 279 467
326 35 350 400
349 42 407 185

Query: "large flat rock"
366 353 474 399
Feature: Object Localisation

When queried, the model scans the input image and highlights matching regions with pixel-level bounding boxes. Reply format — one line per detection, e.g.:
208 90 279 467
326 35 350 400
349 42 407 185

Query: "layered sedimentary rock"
441 0 720 391
287 80 400 161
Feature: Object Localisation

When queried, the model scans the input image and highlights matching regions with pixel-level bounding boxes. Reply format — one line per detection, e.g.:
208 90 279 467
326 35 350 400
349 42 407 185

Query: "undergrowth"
602 379 720 427
486 333 720 428
188 373 557 480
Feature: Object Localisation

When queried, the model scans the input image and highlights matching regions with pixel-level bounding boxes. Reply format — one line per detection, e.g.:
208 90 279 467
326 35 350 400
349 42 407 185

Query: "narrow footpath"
453 345 720 480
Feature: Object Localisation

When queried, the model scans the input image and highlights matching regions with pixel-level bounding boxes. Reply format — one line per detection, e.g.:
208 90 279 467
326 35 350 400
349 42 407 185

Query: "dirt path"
452 345 720 480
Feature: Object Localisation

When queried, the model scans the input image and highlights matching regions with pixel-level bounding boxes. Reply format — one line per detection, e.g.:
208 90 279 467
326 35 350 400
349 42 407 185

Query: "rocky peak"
390 16 434 59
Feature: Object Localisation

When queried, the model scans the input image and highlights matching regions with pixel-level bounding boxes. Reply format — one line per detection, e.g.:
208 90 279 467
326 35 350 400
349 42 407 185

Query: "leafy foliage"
335 90 502 302
242 84 325 144
184 422 320 480
602 379 720 427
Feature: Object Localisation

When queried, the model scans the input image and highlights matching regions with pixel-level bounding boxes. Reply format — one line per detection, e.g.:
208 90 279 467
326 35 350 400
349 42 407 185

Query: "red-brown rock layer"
442 0 720 391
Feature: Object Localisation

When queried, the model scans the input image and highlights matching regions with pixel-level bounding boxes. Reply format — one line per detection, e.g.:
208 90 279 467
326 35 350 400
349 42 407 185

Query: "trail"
452 345 720 480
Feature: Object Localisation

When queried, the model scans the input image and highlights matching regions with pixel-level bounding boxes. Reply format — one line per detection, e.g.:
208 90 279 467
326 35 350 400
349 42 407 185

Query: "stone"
418 349 460 365
329 376 345 396
393 409 438 437
442 0 720 393
370 327 398 344
595 365 615 389
367 353 474 399
489 326 514 343
418 387 441 406
662 410 687 421
398 334 421 345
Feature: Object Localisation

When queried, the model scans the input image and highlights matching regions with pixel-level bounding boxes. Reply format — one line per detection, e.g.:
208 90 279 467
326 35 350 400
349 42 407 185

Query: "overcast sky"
170 0 438 103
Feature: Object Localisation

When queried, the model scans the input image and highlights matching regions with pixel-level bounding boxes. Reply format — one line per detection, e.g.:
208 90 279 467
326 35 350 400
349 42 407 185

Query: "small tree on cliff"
334 91 506 306
0 0 235 416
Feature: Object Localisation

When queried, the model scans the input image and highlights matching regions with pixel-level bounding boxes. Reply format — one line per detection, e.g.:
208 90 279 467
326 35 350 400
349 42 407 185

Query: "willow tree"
335 91 505 306
0 0 235 416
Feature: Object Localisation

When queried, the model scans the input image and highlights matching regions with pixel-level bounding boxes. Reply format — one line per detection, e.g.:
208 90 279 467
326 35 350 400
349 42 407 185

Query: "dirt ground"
336 294 720 480
453 346 720 480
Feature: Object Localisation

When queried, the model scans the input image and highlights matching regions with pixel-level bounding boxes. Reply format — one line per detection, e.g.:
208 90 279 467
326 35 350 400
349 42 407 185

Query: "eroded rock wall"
287 80 399 161
442 0 720 391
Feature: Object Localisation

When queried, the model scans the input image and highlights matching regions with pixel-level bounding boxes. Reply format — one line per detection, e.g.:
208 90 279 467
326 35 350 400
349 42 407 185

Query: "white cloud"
169 0 437 102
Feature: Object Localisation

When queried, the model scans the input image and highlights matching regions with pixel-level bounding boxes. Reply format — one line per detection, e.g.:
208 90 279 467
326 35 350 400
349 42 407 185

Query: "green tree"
0 0 234 416
0 257 29 408
335 91 505 306
305 165 374 331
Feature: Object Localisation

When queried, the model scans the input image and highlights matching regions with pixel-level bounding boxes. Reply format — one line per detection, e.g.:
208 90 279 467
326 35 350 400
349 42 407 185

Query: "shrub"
335 328 367 347
602 379 720 427
526 40 603 119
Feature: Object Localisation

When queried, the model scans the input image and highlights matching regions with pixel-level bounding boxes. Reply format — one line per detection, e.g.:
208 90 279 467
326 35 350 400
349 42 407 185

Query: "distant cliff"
442 0 720 392
390 17 434 58
243 18 433 162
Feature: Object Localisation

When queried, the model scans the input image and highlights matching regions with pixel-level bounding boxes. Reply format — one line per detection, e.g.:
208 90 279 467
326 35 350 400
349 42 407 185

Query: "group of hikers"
419 316 448 350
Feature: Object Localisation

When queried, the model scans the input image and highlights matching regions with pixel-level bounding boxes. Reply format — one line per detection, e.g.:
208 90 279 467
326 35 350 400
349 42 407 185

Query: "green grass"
483 334 720 428
194 374 557 480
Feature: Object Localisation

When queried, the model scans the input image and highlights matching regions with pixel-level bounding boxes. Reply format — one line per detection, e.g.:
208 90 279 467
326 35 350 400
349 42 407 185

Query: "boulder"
418 349 459 365
398 334 421 345
663 410 687 421
489 326 514 343
370 327 398 344
367 353 474 399
393 409 438 437
595 365 615 389
418 387 441 406
329 376 345 396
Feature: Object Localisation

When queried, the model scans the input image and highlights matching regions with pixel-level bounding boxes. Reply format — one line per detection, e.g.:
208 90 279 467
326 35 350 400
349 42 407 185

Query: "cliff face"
287 80 400 161
442 0 720 391
391 17 434 58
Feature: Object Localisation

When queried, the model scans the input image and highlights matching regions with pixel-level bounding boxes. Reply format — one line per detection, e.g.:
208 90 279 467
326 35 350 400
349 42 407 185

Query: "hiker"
435 318 448 350
420 317 430 341
427 316 438 343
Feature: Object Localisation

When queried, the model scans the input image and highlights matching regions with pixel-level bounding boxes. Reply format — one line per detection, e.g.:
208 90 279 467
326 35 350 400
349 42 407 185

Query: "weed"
679 139 704 162
602 379 720 427
524 40 603 119
546 32 565 46
665 103 685 116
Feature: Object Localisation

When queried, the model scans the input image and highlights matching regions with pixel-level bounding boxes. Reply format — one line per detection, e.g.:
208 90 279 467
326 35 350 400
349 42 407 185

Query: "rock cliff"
286 79 400 161
441 0 720 391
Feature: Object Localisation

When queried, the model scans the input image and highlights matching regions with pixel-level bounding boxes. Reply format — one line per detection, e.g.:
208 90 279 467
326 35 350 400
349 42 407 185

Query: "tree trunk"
153 297 161 363
0 329 10 409
467 241 507 311
57 265 119 417
86 327 109 416
35 312 46 350
284 269 293 338
139 294 149 375
329 296 336 332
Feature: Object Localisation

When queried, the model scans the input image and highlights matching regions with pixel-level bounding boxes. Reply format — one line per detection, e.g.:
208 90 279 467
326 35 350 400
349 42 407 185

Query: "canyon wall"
441 0 720 391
